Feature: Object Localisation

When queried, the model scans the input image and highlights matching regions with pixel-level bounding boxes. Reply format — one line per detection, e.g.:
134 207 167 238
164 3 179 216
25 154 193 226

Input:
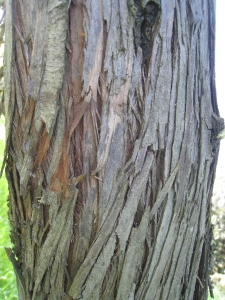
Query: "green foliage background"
212 178 225 274
0 117 17 299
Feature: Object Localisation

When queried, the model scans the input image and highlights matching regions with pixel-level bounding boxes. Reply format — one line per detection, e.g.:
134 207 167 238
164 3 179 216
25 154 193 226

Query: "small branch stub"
217 128 225 139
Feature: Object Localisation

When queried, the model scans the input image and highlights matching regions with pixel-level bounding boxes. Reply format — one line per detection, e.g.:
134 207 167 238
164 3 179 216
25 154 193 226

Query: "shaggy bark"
2 0 223 299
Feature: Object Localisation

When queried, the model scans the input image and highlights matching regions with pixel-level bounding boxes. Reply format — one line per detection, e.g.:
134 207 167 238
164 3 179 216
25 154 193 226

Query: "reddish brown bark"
3 0 223 299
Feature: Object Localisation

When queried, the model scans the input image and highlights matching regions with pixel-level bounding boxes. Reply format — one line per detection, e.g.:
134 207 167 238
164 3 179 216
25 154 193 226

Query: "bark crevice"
2 0 221 299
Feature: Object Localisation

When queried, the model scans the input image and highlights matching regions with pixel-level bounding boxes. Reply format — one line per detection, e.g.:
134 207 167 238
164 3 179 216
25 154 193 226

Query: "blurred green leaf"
0 119 18 299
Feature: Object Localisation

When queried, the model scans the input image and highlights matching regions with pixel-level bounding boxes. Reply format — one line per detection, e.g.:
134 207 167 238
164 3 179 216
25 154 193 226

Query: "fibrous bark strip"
2 0 223 299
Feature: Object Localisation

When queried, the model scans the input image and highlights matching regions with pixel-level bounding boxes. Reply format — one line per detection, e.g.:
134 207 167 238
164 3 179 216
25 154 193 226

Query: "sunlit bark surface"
3 0 223 299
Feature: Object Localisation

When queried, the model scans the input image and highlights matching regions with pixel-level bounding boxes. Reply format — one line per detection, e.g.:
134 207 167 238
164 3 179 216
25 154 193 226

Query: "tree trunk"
3 0 223 299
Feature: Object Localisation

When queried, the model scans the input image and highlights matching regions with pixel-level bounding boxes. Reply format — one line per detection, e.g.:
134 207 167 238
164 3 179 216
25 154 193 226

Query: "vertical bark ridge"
3 0 222 299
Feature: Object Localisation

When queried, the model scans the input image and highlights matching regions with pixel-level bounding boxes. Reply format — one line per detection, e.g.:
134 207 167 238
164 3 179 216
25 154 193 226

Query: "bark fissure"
2 0 222 299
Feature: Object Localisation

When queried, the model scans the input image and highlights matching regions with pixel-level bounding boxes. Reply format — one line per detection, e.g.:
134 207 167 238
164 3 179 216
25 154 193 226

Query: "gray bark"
3 0 223 299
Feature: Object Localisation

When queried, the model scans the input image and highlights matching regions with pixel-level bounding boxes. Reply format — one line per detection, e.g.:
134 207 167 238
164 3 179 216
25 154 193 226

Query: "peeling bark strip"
3 0 223 299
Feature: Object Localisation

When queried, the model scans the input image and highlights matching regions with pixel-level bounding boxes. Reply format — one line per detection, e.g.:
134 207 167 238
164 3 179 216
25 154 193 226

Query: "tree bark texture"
3 0 223 299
